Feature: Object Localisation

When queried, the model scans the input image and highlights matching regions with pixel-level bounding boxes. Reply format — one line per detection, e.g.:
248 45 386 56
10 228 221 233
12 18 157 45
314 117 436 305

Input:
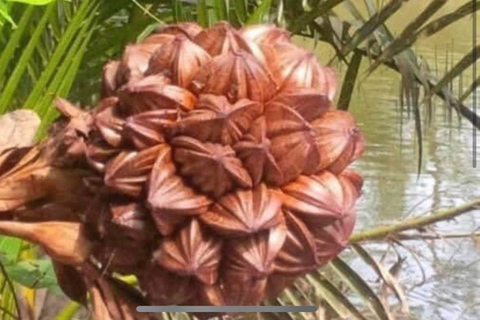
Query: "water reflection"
300 1 480 319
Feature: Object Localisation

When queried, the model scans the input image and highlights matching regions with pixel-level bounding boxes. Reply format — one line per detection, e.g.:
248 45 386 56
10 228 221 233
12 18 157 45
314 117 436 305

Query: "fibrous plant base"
0 22 364 320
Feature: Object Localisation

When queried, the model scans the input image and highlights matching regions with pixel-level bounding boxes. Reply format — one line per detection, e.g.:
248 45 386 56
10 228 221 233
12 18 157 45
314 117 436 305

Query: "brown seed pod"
268 87 331 121
224 222 286 279
147 145 212 233
311 110 364 174
280 171 353 226
124 109 177 149
116 42 167 85
155 22 203 39
177 94 263 145
85 141 119 173
194 21 263 59
270 42 337 99
200 184 284 236
118 75 197 115
340 168 364 197
311 201 356 265
241 24 291 46
108 201 156 242
234 117 282 186
153 218 222 284
94 97 125 148
264 103 318 185
0 22 365 310
190 50 277 103
172 136 252 197
147 34 211 87
274 210 318 275
104 145 162 198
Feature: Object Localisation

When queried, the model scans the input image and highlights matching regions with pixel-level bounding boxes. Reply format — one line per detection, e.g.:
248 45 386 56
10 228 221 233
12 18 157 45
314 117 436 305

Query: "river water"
298 1 480 319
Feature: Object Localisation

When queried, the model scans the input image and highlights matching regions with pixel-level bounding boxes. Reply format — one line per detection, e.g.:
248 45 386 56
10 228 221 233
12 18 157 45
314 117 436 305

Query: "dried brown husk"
153 218 222 284
94 97 125 148
147 34 211 87
190 50 277 103
0 221 93 265
0 147 49 211
0 147 86 213
85 140 119 173
50 98 93 162
54 98 93 137
83 263 153 320
14 201 80 222
0 147 34 178
118 75 197 115
200 184 283 236
172 136 252 197
101 61 121 98
177 94 263 145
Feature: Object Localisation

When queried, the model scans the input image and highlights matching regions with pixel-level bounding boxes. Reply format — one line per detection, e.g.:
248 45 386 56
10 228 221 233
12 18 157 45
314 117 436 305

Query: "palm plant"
0 1 478 319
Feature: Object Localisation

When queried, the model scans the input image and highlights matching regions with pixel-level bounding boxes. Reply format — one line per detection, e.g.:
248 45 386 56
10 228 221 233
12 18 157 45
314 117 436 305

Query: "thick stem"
0 221 92 265
349 199 480 243
394 232 480 241
0 221 39 243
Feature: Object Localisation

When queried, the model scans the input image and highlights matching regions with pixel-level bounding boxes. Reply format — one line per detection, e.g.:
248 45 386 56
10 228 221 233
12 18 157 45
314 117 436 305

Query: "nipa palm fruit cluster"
0 22 364 317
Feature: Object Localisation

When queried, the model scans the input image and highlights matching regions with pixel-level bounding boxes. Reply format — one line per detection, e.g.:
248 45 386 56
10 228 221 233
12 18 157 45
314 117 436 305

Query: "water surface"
299 1 480 319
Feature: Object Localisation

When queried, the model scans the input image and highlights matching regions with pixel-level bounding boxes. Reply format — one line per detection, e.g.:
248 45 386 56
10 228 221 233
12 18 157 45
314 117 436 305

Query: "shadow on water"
297 1 480 319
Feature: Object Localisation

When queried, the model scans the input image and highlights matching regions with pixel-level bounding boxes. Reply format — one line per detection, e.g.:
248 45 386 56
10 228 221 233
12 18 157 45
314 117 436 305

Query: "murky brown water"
298 1 480 319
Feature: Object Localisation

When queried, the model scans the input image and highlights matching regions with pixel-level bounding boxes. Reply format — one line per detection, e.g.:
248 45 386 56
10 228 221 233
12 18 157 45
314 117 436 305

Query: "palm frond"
433 44 480 95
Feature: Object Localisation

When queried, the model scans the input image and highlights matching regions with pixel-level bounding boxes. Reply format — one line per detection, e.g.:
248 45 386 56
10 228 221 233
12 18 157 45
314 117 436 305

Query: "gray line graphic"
473 0 478 167
137 306 318 313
